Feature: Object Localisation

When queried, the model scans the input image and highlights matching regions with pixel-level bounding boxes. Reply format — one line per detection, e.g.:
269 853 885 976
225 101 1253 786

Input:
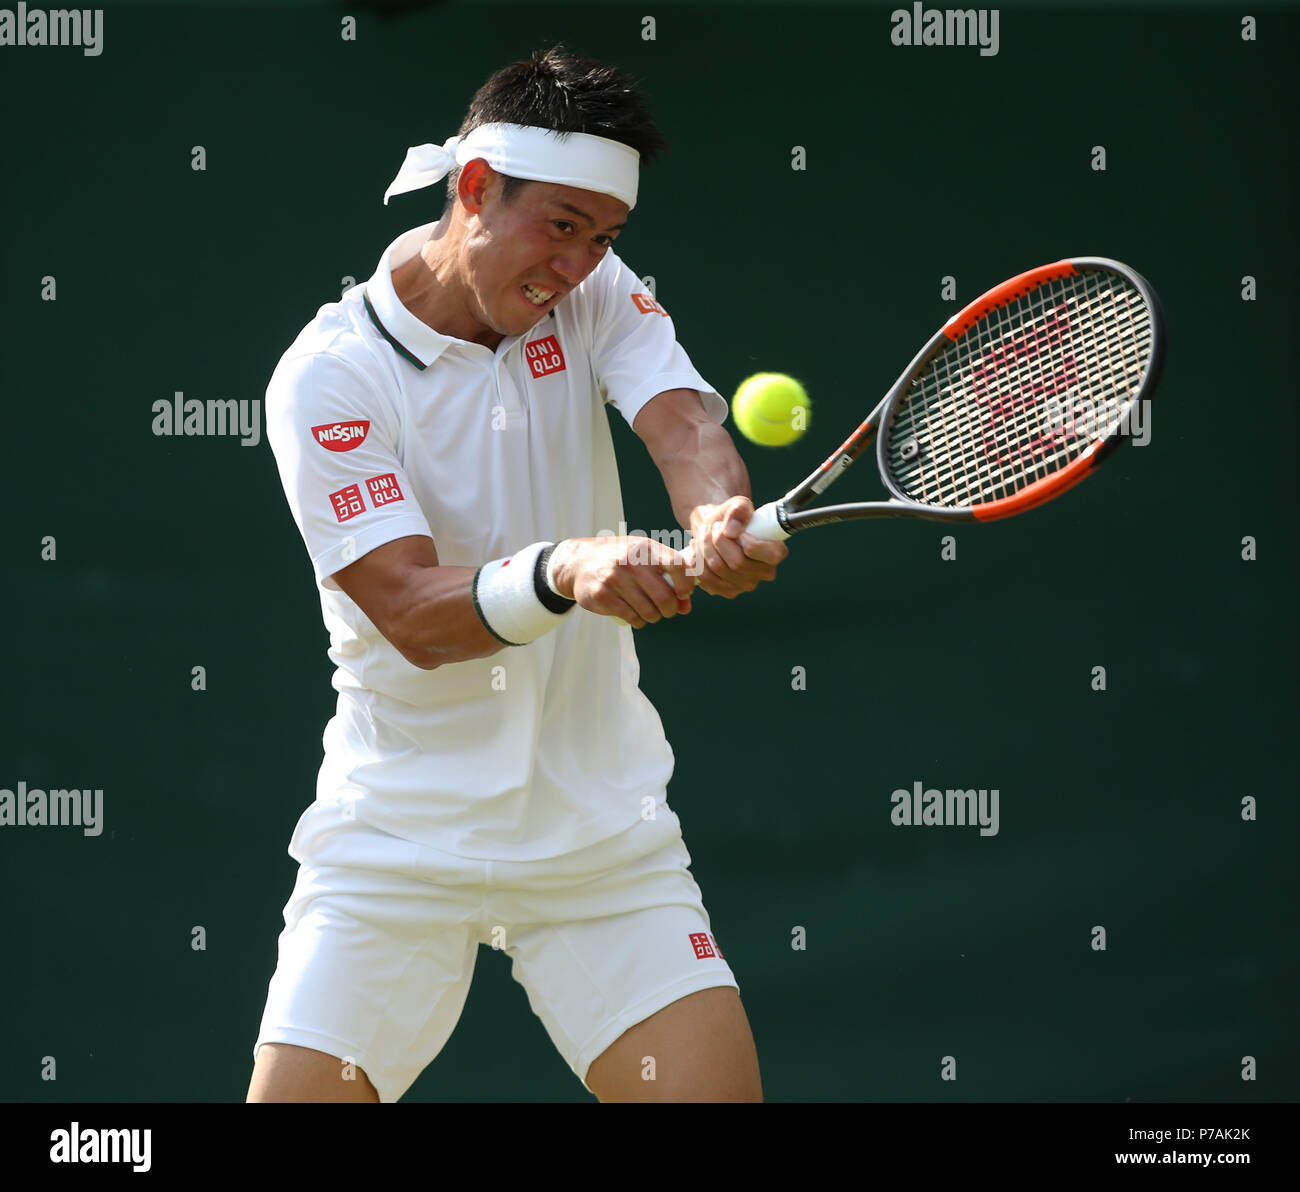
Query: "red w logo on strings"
968 305 1080 472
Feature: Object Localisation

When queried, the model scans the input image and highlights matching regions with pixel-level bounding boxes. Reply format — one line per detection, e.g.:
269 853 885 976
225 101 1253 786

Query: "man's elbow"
374 615 441 670
391 627 499 671
398 643 444 671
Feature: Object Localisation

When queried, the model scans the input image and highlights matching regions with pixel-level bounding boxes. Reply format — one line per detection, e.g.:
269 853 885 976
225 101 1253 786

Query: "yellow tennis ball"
732 373 811 447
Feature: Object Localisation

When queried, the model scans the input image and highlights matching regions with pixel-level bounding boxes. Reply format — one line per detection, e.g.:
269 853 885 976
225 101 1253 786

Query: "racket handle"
744 501 791 541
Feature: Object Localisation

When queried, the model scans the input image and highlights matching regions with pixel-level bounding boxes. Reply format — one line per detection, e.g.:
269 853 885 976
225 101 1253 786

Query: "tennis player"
247 46 787 1103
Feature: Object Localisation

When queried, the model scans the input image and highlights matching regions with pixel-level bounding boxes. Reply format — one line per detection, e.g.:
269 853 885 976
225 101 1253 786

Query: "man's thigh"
585 986 762 1103
498 822 753 1100
250 853 482 1103
247 1042 380 1103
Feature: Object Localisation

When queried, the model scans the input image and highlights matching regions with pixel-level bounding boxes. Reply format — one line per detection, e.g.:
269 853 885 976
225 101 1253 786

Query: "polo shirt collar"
362 222 460 372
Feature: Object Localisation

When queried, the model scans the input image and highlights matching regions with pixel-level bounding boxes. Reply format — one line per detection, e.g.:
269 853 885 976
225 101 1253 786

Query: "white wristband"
472 541 574 646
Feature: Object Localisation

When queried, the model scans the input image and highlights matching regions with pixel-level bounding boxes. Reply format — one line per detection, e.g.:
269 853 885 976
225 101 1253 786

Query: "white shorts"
252 800 738 1102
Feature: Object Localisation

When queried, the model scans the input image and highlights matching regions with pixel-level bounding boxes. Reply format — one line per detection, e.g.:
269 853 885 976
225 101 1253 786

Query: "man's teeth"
523 284 555 305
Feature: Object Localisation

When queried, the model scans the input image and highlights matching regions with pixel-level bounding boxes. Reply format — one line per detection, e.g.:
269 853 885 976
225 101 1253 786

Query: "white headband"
382 122 640 210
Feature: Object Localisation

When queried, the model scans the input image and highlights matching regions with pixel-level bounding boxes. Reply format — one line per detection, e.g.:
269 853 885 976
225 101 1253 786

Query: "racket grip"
744 501 790 541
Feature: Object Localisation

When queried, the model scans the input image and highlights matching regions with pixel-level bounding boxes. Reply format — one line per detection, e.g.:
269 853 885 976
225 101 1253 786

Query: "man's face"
459 167 630 340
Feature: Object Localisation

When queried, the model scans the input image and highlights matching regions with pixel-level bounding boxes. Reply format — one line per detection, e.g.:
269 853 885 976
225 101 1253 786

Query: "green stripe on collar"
363 288 426 372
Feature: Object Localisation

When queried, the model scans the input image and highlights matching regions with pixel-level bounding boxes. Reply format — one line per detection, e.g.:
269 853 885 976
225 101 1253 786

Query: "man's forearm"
636 389 788 598
654 417 752 531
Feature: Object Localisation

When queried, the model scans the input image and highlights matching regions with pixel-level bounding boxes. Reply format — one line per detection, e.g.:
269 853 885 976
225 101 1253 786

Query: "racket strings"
887 272 1152 508
912 281 1139 500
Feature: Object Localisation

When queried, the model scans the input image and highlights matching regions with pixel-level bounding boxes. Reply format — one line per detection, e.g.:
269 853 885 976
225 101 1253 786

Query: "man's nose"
551 245 599 286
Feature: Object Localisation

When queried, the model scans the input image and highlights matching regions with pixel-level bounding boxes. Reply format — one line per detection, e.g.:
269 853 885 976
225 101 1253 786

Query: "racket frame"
764 256 1166 536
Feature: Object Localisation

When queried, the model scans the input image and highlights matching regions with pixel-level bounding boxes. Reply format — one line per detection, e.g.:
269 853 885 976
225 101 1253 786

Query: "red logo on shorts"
366 473 404 506
524 334 566 378
689 932 716 960
631 292 668 317
330 484 366 522
312 420 370 451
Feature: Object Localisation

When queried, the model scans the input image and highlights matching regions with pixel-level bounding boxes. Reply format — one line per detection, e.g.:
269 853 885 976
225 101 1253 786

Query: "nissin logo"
312 420 370 451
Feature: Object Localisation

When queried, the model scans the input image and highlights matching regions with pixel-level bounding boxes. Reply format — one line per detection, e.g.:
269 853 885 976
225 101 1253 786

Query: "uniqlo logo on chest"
524 335 566 378
689 932 720 960
330 484 365 523
366 473 404 506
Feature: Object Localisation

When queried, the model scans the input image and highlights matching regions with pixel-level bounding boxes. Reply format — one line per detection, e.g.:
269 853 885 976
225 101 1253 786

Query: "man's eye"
553 220 574 233
595 235 614 248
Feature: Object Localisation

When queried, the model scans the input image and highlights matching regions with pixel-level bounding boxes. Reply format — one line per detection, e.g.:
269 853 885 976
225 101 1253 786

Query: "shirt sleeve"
585 252 729 430
265 349 433 590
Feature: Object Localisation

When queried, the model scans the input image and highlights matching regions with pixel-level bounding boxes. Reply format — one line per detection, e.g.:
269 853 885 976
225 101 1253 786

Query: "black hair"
443 45 668 212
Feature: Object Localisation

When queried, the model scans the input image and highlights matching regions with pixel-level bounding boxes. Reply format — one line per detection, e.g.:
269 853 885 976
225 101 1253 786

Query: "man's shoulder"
275 288 374 369
272 290 391 385
267 290 397 418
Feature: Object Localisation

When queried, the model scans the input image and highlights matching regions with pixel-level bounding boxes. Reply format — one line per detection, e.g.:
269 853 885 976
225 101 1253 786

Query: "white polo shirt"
265 222 726 861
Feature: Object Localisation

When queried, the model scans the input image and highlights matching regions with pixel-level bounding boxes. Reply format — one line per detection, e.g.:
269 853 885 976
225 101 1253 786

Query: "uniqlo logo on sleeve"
329 484 366 523
631 292 668 317
366 473 404 506
524 334 566 378
689 932 715 960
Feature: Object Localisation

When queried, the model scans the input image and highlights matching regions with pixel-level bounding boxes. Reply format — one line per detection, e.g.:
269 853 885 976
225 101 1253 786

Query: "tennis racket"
736 256 1166 543
613 256 1163 622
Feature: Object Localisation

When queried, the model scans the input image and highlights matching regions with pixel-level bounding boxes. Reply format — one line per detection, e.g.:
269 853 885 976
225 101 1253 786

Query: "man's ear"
457 158 494 216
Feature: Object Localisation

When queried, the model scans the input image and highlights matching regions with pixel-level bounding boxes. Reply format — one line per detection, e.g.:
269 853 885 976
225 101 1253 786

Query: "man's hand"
689 495 789 598
550 536 695 629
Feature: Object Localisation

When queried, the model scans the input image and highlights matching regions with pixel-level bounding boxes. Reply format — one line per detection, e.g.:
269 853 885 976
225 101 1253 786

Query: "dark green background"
1 1 1295 1102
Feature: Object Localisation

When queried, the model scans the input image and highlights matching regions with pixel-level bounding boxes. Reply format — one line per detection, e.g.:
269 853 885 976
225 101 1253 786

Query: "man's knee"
246 1042 380 1103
